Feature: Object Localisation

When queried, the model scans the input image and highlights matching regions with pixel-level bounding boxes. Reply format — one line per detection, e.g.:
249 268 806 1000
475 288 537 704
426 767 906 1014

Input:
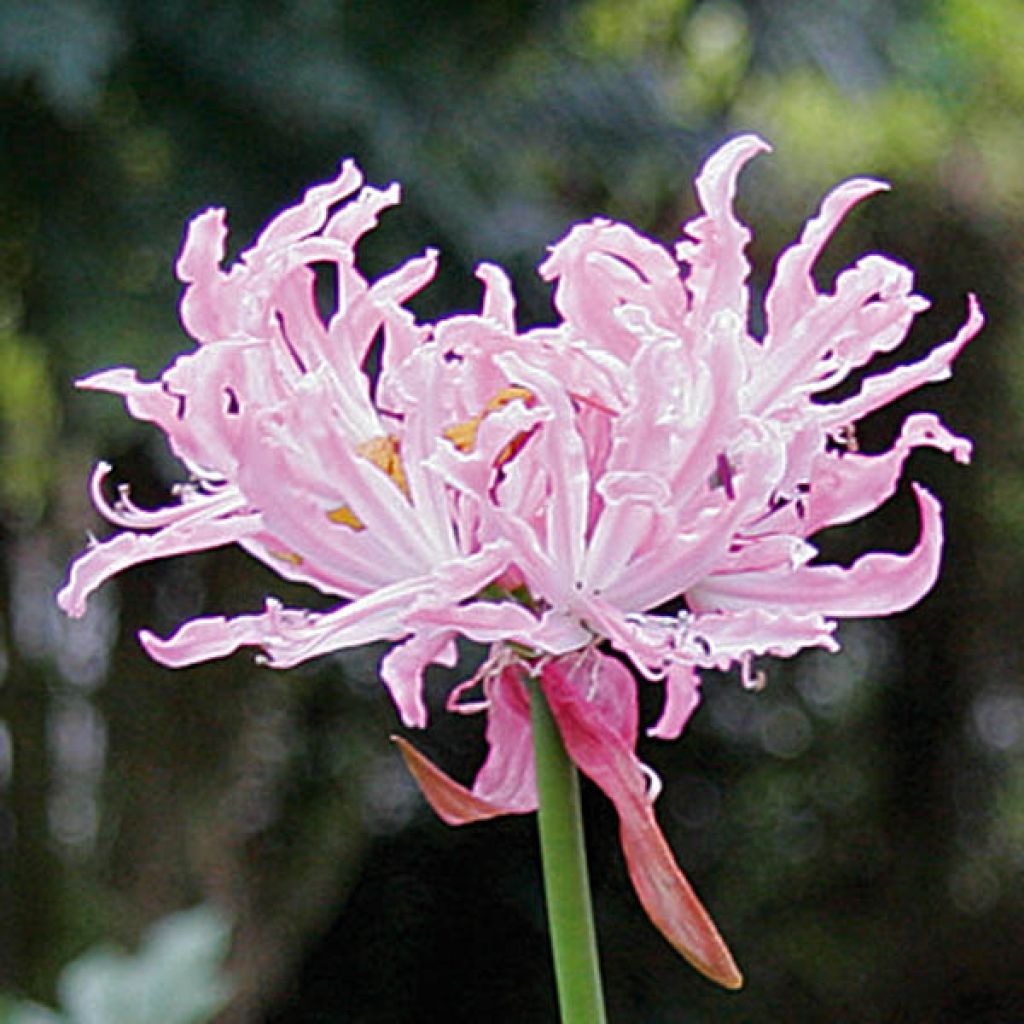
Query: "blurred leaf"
56 906 232 1024
0 330 58 522
0 907 232 1024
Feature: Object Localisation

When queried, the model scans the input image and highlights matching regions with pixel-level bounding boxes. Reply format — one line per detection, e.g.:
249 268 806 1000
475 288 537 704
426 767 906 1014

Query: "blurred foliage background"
0 0 1022 1020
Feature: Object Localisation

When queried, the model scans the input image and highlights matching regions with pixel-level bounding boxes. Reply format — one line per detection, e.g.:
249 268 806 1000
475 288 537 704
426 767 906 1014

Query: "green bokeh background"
1 1 1022 1020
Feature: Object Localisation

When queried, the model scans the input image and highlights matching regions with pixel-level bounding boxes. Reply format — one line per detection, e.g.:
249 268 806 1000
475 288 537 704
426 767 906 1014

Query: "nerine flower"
55 162 581 729
58 135 979 990
392 136 979 981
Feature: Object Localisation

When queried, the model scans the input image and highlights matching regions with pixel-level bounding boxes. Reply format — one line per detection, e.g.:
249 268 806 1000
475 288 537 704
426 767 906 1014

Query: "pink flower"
56 162 579 729
414 134 980 723
58 135 980 991
393 135 980 985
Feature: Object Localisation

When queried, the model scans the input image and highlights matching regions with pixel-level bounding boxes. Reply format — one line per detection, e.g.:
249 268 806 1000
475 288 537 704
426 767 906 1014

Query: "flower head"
56 162 577 729
59 136 979 991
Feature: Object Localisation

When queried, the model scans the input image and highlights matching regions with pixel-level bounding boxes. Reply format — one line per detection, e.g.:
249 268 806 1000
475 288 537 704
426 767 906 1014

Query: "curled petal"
58 508 260 618
802 412 970 534
379 630 458 729
698 484 945 618
393 736 524 825
259 160 365 252
819 294 983 428
540 655 742 989
540 219 689 362
756 253 929 412
139 598 305 667
140 582 422 669
764 176 889 346
648 665 702 741
677 133 770 331
475 261 517 331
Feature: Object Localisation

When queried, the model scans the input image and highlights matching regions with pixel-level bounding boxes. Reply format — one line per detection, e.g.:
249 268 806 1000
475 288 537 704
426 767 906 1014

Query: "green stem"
530 680 608 1024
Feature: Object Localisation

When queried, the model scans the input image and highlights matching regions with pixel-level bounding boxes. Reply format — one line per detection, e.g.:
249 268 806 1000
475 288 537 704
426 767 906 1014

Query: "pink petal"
58 508 261 619
257 160 365 252
583 331 745 591
676 134 770 333
819 294 984 429
677 608 840 667
802 412 970 534
139 598 305 667
757 253 929 412
379 630 458 728
140 542 513 670
540 219 689 362
764 177 889 347
697 484 945 618
540 654 742 989
494 353 590 589
602 422 785 610
405 601 589 655
392 737 522 825
469 665 538 810
648 665 702 740
475 262 517 331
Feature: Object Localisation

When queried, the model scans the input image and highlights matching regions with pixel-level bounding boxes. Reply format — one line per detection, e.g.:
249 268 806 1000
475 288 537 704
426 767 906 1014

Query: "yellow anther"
485 386 534 414
269 549 304 566
444 387 536 455
356 434 409 496
326 505 366 531
325 434 406 532
444 417 481 453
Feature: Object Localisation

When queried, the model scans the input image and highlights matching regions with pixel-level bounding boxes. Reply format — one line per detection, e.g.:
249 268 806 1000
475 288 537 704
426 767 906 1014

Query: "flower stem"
530 680 608 1024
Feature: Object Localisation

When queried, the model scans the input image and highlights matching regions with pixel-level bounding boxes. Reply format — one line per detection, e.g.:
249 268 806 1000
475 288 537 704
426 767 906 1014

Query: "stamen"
269 549 304 566
326 505 366 531
444 386 536 454
356 434 409 496
829 424 859 454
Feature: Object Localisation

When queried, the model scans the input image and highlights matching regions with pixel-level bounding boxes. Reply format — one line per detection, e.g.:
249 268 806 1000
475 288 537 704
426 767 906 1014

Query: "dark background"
1 1 1023 1020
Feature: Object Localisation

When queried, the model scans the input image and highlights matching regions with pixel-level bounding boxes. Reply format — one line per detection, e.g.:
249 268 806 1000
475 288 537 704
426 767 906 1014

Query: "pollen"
269 549 304 566
326 505 366 531
444 386 536 454
356 434 409 497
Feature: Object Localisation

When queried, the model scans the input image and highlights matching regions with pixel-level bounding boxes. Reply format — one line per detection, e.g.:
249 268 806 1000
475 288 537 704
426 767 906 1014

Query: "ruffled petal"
677 608 840 668
763 176 889 346
802 412 970 534
540 654 742 989
818 295 983 429
379 630 458 729
677 134 770 335
540 219 689 362
138 583 416 669
404 600 590 655
756 253 930 412
697 484 945 618
58 507 261 618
